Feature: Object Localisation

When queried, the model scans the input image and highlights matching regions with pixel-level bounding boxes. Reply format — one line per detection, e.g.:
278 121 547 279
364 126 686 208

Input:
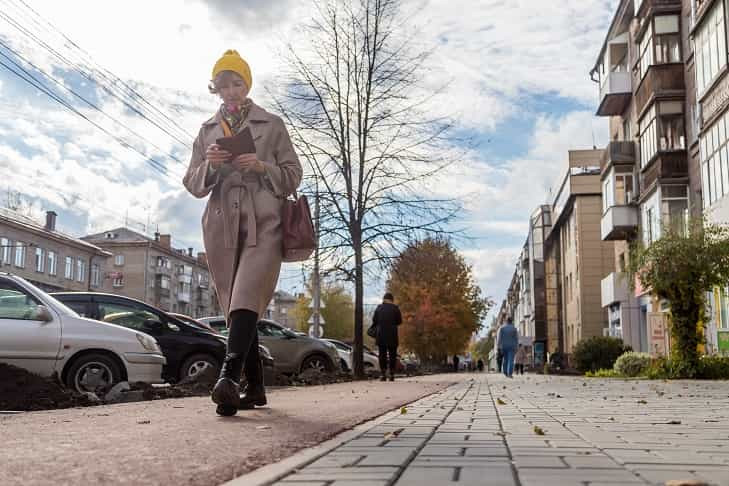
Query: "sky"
0 0 614 324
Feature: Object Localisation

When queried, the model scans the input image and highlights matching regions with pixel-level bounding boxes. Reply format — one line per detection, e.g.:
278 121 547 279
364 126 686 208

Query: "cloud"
200 0 299 32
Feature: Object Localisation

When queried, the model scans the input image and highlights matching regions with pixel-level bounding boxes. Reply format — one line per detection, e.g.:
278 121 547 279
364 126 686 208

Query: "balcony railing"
601 141 636 175
601 272 630 307
601 205 639 241
177 291 191 303
635 64 685 115
597 71 632 117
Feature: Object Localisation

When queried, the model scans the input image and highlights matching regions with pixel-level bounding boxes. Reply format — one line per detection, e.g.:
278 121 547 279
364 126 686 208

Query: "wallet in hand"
216 127 256 157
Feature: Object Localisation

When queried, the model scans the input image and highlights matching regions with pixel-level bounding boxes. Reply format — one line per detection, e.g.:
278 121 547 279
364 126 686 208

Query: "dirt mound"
0 363 94 411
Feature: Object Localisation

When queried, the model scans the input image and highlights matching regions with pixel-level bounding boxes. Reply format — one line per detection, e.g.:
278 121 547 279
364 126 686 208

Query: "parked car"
0 274 165 394
52 292 227 383
323 339 378 372
199 316 340 374
166 312 275 384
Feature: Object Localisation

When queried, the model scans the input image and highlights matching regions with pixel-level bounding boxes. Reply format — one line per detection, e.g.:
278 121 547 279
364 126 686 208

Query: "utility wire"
13 0 196 140
0 57 180 181
0 3 193 148
0 40 186 166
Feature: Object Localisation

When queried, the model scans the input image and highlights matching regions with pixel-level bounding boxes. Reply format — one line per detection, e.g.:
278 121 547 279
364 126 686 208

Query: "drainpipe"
144 241 150 303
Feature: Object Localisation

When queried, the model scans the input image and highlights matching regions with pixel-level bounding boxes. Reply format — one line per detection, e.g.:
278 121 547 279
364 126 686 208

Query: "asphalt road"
0 374 458 486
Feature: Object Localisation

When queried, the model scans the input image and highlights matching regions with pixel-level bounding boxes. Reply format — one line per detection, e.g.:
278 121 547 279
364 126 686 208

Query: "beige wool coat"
183 101 302 322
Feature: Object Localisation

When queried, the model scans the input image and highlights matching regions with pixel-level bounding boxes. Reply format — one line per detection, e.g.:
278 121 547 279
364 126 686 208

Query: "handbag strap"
219 118 233 137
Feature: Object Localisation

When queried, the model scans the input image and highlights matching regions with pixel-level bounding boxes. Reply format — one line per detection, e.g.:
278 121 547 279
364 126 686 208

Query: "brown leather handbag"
282 192 316 262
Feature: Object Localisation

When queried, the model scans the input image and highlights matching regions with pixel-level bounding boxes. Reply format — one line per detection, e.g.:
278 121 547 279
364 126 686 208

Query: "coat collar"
202 100 272 127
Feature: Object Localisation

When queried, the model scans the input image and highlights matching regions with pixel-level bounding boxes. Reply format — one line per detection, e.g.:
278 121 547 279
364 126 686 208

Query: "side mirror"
34 305 53 323
143 319 163 334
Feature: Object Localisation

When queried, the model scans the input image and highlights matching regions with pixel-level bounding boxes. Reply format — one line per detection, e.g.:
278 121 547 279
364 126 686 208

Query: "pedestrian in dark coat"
373 292 402 381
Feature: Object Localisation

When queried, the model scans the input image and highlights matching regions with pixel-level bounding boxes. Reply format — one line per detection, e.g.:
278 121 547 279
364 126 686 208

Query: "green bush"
572 336 631 373
697 355 729 379
614 352 652 377
585 368 620 378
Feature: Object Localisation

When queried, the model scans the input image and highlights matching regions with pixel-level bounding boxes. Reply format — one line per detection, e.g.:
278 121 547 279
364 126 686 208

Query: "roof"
83 227 206 266
0 207 111 256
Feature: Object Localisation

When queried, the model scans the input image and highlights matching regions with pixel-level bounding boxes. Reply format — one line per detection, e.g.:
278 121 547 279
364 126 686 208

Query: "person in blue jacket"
497 318 519 378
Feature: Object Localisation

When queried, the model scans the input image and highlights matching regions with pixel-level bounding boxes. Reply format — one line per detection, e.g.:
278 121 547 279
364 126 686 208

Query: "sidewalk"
0 375 457 486
248 373 729 486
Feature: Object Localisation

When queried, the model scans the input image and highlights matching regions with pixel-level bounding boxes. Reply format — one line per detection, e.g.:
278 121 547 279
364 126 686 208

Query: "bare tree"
271 0 461 377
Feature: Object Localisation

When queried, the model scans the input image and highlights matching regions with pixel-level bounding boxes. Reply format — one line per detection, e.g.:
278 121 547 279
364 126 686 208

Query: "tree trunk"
353 234 365 378
670 301 702 378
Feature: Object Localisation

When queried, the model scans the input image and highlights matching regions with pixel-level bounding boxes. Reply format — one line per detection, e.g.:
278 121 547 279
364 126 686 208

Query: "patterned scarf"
220 98 253 134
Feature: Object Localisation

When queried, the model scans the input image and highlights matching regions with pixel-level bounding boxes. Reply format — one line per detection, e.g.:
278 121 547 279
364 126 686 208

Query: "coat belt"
220 172 258 250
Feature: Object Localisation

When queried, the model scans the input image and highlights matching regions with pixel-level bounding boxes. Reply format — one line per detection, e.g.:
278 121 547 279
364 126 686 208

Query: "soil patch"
0 363 94 411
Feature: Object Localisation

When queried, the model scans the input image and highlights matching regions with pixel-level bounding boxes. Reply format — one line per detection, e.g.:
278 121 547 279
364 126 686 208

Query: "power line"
0 56 183 182
0 39 186 166
0 1 194 148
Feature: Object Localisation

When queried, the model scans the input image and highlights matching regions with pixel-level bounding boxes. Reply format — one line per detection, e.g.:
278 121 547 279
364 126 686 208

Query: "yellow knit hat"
212 49 252 90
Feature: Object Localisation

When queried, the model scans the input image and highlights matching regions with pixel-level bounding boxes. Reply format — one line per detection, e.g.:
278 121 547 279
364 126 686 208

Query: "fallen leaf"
533 426 545 435
256 425 272 430
137 420 151 424
496 398 506 405
400 406 407 415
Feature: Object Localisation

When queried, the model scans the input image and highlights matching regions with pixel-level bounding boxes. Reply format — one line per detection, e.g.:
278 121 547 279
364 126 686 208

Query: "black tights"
378 345 397 374
227 309 261 382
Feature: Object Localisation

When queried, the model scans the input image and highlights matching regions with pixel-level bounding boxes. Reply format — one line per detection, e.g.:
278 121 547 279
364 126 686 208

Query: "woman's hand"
232 153 265 174
205 144 232 169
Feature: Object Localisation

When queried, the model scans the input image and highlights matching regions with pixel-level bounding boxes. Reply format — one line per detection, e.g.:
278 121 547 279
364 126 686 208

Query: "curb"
222 390 445 486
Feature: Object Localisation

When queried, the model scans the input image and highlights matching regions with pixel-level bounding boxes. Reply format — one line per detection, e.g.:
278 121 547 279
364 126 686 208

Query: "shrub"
585 368 620 378
572 336 631 373
614 352 652 377
697 355 729 380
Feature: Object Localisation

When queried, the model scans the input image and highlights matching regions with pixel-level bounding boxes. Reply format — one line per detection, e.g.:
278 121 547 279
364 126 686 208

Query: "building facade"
592 0 700 355
0 209 110 292
693 0 729 354
265 290 298 329
547 150 617 355
82 228 220 318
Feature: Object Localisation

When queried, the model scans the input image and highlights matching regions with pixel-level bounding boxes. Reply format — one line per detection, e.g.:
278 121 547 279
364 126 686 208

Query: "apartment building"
0 208 110 292
266 290 298 328
692 0 729 354
591 0 699 354
82 227 220 318
546 150 617 355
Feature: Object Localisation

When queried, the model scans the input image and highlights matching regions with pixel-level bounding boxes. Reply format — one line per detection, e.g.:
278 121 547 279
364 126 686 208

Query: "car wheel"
180 354 220 382
301 354 331 374
66 353 121 395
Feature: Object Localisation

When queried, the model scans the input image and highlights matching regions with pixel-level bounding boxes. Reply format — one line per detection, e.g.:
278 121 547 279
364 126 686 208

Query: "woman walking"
183 49 302 416
514 344 529 375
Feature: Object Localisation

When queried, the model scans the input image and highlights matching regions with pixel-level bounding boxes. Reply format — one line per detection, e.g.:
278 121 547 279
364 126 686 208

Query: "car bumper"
124 353 166 384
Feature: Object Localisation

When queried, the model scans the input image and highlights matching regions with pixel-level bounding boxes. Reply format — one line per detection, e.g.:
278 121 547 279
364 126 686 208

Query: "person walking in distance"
373 293 402 381
497 318 519 378
514 344 529 375
183 50 302 416
494 323 504 373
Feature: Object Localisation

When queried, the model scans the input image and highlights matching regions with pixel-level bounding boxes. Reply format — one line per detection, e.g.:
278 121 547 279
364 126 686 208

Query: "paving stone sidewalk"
268 374 729 486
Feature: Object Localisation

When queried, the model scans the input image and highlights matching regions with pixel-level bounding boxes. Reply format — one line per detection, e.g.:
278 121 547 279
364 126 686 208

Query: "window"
14 242 25 268
637 15 681 81
114 254 125 266
97 300 164 333
0 279 43 320
695 0 727 95
156 256 170 269
91 264 100 288
0 238 10 264
639 101 685 168
700 109 729 207
76 259 86 283
661 185 689 236
112 276 124 287
623 119 631 141
158 275 170 289
47 251 57 276
64 256 73 280
35 247 44 273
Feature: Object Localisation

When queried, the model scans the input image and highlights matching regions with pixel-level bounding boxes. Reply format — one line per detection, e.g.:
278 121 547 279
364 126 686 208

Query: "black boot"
380 371 387 382
212 352 244 416
239 359 267 409
239 332 267 409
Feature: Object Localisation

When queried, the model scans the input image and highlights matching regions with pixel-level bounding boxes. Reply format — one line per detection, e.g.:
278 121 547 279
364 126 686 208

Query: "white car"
323 339 379 372
0 274 166 394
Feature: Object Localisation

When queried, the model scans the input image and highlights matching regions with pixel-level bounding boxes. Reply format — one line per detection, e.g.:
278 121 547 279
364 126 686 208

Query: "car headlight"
136 333 161 352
